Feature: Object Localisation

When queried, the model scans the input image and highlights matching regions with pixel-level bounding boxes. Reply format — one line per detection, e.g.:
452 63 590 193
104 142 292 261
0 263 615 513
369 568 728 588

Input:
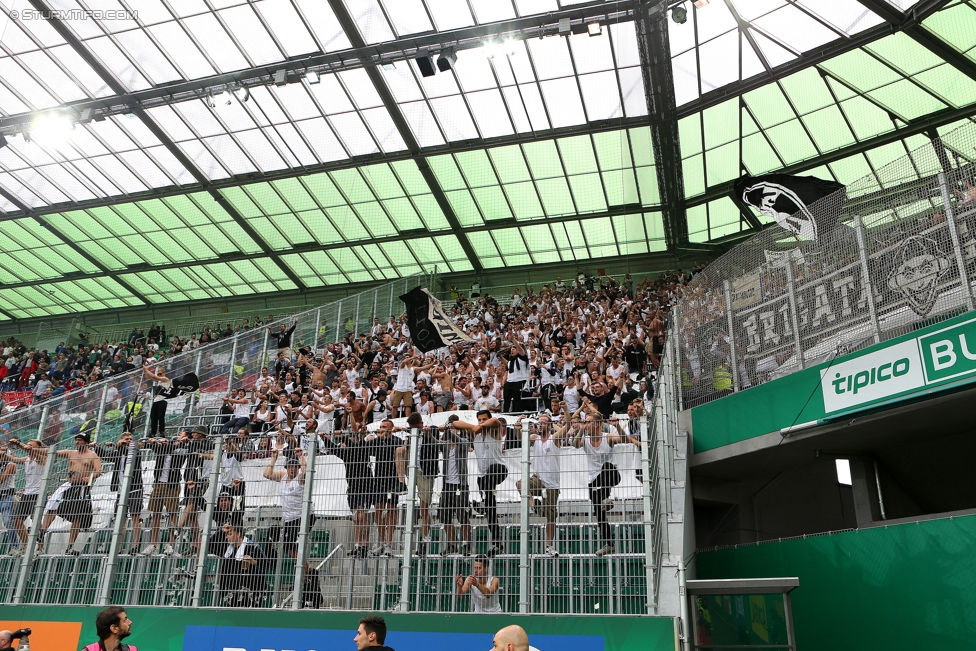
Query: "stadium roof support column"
327 0 483 275
25 0 307 294
636 1 688 250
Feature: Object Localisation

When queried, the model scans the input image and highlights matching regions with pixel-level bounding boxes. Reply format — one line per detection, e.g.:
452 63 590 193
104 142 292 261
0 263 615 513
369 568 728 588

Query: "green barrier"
696 513 976 650
0 604 676 651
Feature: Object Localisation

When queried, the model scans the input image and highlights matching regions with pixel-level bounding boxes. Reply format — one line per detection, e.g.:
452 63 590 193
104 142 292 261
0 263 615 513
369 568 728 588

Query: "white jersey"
584 435 612 483
473 431 504 477
280 476 303 522
24 458 42 495
531 438 560 489
470 576 502 613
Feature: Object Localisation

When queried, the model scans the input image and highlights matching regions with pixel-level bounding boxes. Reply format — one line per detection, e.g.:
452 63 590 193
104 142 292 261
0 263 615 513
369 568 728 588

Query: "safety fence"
676 122 976 409
0 415 667 615
0 270 678 615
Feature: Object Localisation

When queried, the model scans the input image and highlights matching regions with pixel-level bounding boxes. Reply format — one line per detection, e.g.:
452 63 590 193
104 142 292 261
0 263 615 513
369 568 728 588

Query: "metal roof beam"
0 205 662 291
327 0 483 274
0 0 636 134
686 100 976 210
0 115 650 222
636 0 687 250
25 0 306 293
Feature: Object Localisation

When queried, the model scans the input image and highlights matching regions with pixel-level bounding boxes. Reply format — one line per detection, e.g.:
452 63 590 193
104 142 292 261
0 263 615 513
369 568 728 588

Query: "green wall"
696 514 976 650
0 605 676 651
690 309 976 454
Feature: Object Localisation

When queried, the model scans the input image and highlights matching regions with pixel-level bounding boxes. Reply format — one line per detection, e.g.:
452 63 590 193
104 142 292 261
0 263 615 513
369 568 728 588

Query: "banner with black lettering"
733 173 845 242
399 286 473 353
156 372 200 399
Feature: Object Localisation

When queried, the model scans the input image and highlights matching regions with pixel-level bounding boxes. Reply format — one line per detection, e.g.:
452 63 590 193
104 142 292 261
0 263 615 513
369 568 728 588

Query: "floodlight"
587 21 602 36
558 17 571 36
305 70 320 85
671 5 688 23
30 112 74 146
437 47 457 72
416 53 437 77
694 0 709 7
382 61 397 71
79 108 94 123
274 69 288 86
233 85 250 103
482 39 517 59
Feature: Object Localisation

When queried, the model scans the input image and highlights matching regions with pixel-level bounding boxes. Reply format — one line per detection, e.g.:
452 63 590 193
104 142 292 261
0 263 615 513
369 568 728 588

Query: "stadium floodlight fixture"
233 85 250 103
694 0 709 7
30 111 75 146
437 47 457 72
305 70 320 85
416 53 437 77
481 38 517 59
558 17 571 35
381 61 397 71
587 21 602 36
274 69 288 86
671 4 688 23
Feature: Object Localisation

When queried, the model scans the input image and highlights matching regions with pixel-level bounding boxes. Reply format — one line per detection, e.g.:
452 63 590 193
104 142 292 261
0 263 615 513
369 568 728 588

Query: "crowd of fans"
0 267 701 608
0 314 297 410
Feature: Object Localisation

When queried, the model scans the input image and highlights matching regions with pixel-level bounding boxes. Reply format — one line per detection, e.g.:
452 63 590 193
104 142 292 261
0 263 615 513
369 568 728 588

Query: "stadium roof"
0 0 974 319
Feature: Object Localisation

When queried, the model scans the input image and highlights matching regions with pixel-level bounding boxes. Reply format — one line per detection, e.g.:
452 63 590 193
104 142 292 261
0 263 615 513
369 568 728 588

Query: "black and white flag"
733 173 845 242
156 372 200 399
399 286 473 353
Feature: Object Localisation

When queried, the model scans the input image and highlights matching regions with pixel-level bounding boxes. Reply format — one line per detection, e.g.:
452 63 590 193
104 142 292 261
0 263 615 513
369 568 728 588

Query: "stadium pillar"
186 349 203 418
398 427 421 612
99 436 140 604
639 415 656 614
192 434 225 607
92 384 108 444
672 304 684 411
13 405 52 604
312 308 322 352
853 216 882 344
783 261 805 370
722 281 741 393
939 172 976 311
227 337 238 393
518 419 531 613
292 434 317 610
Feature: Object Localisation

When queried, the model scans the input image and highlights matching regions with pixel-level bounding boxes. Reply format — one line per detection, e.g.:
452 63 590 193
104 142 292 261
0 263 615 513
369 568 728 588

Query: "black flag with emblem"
733 173 845 242
399 286 473 353
156 372 200 399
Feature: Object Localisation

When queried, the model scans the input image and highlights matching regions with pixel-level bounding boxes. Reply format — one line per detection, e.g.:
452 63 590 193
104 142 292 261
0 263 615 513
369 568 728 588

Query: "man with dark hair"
85 606 135 651
38 432 101 556
269 317 299 359
218 521 269 607
355 615 394 650
456 554 501 612
438 414 471 557
95 431 145 555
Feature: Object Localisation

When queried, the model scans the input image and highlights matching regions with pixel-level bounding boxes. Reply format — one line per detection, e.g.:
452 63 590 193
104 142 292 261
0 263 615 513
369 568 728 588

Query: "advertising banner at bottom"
0 605 675 651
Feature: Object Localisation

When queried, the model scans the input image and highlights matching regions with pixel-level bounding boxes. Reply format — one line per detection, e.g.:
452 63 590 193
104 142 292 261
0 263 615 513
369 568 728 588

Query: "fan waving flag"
157 372 200 399
399 286 473 352
733 173 845 242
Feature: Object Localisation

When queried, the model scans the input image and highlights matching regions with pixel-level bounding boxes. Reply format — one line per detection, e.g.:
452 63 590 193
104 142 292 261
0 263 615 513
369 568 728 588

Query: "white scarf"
224 539 251 561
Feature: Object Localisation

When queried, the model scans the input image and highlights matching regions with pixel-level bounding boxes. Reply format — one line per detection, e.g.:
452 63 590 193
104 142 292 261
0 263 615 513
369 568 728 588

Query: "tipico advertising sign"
822 315 976 413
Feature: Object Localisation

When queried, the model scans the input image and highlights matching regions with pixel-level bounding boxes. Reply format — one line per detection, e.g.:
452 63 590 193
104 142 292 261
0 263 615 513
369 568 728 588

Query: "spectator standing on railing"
516 414 566 557
0 444 18 556
268 317 299 360
141 432 189 556
453 410 508 557
94 431 145 555
37 432 101 556
4 438 45 556
500 337 530 413
263 437 308 559
364 419 405 557
318 428 374 559
571 413 627 558
142 363 171 439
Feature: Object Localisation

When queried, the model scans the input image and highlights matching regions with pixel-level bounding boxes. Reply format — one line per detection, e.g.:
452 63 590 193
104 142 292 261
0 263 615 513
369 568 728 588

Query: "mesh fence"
0 270 678 615
676 121 976 409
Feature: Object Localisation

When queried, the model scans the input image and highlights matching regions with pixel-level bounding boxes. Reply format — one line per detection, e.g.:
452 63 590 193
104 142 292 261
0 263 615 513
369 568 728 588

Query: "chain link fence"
676 122 976 409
